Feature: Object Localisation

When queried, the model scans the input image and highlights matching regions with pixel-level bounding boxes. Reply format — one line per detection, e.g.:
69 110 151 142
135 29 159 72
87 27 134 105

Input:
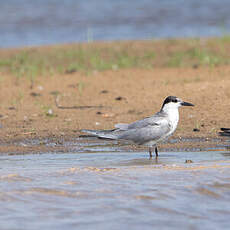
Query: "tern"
81 96 194 158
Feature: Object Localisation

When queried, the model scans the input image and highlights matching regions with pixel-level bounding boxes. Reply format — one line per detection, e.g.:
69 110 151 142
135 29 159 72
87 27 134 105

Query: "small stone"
127 109 135 114
30 92 41 97
65 68 77 74
193 128 200 132
115 96 124 101
100 90 108 94
96 111 102 115
47 109 53 116
192 64 199 69
185 160 193 163
48 109 53 114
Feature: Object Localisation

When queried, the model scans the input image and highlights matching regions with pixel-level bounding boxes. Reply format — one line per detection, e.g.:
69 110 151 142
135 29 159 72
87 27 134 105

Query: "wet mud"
0 135 230 156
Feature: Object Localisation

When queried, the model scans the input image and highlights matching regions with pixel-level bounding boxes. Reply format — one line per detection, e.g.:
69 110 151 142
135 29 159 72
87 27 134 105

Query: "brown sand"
0 56 230 153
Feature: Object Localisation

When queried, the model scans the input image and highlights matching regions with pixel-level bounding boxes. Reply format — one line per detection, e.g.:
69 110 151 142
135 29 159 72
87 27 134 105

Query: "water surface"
1 0 230 47
1 149 230 230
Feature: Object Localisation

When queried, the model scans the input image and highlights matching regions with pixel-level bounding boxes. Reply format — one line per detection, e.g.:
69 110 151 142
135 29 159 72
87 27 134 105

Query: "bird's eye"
172 99 177 103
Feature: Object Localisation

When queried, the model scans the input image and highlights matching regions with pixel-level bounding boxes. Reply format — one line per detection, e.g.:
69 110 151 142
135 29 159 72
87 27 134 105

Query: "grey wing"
117 119 170 145
114 123 129 130
125 112 167 129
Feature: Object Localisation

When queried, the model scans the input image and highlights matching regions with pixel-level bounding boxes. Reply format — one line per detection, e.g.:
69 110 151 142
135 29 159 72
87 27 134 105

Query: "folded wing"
117 119 170 145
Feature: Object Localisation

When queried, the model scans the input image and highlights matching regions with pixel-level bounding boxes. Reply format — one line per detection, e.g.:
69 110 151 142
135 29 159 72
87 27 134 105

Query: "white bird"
82 96 194 158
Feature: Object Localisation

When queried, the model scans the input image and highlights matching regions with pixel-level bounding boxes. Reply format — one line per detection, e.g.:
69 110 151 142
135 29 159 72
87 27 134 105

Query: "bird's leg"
155 146 158 158
149 147 153 158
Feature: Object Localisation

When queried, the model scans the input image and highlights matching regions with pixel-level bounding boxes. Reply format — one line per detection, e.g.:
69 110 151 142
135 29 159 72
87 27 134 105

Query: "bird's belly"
163 121 178 140
143 134 168 147
143 140 158 147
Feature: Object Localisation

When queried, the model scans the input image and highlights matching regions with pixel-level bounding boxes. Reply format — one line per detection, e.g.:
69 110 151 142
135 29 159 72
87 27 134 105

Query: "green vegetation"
167 47 226 67
0 37 230 79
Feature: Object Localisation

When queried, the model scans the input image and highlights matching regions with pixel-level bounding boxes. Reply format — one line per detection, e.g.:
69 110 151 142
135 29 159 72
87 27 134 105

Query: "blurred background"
1 0 230 48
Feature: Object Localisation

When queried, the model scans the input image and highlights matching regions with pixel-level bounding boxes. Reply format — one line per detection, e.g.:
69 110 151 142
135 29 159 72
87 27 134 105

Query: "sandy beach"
0 39 230 153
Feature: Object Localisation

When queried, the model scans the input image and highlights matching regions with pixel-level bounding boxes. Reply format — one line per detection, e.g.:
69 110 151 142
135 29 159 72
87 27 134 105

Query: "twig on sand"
55 95 105 110
22 132 36 135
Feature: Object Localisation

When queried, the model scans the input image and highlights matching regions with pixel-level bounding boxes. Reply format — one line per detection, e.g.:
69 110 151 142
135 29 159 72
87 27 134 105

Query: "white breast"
166 108 179 137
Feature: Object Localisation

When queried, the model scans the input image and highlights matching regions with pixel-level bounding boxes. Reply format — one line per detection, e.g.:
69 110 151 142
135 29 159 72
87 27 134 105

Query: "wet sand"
0 41 230 153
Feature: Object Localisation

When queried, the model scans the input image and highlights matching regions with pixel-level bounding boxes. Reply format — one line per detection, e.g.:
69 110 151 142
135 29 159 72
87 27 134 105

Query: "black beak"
181 101 194 106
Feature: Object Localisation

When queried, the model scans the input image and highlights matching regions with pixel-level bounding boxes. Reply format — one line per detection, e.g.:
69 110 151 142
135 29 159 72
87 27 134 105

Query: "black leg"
149 147 152 158
155 146 158 158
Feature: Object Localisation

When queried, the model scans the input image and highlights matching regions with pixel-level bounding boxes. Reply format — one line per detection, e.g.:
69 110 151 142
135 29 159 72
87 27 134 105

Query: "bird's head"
161 96 194 112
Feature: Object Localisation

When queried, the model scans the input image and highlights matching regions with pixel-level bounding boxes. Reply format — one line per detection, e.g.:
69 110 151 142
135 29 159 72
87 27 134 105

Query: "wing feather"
118 119 170 145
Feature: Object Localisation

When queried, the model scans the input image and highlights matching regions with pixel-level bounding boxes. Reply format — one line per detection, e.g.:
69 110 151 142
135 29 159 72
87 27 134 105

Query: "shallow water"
1 147 230 230
1 0 230 47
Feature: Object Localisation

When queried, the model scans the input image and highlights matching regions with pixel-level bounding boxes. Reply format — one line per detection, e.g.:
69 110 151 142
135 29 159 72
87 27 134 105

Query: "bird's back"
115 111 171 145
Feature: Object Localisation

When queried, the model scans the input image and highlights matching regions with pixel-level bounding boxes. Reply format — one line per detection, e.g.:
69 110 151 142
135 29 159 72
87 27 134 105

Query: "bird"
81 96 194 158
219 128 230 137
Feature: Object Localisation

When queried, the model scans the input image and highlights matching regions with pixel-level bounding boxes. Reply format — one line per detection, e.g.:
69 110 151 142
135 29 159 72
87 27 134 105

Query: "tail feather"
81 129 118 140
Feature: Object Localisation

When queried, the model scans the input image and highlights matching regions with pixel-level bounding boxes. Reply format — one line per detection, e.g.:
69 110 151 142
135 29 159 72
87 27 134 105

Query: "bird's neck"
162 107 179 124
